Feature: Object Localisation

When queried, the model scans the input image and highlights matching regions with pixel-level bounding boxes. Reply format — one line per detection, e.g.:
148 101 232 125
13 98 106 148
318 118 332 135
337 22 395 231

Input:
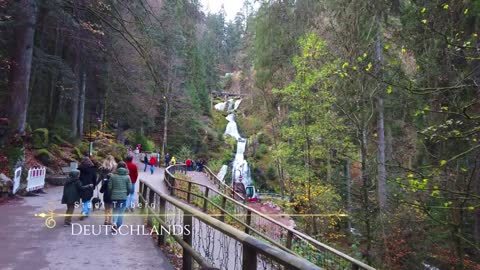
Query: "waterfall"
214 99 252 187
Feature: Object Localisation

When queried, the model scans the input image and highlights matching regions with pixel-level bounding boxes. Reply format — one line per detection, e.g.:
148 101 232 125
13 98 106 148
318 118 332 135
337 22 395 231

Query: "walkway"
0 176 173 270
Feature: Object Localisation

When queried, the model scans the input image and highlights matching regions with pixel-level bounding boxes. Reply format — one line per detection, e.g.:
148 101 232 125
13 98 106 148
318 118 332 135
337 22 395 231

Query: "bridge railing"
139 179 322 270
203 165 245 201
164 164 375 270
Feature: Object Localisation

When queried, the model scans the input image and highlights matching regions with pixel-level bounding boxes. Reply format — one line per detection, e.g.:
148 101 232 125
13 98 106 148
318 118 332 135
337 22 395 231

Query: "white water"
217 165 228 182
214 99 252 187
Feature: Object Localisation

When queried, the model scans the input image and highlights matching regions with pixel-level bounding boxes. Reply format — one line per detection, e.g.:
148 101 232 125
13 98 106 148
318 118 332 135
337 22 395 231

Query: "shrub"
32 128 49 149
35 149 53 165
266 165 277 181
255 144 268 159
72 147 82 160
133 133 156 152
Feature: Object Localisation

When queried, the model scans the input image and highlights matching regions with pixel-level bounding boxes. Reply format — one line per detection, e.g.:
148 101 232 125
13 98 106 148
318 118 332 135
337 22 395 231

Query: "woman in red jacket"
149 155 157 175
125 156 138 211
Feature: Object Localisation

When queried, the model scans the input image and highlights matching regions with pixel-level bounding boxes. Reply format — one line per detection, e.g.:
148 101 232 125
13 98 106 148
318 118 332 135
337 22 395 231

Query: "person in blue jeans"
78 157 97 220
108 161 132 229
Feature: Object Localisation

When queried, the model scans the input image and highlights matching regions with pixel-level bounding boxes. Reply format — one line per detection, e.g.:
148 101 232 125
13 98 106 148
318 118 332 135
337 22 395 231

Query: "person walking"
78 157 97 219
143 154 148 172
169 156 177 174
186 159 192 171
125 156 138 212
108 161 132 229
149 155 157 175
62 170 93 226
98 155 116 225
165 153 170 168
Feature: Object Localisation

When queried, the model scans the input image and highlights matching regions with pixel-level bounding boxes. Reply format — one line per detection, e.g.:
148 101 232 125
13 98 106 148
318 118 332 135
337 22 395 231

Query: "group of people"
61 155 138 229
142 152 178 174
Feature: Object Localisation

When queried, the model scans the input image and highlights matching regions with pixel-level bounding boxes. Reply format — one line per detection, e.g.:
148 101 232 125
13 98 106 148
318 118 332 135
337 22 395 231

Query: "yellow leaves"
474 33 478 37
421 7 426 13
441 106 448 111
440 160 447 166
407 173 414 178
421 19 427 24
442 4 449 10
362 53 367 58
468 206 475 211
401 47 406 54
373 133 378 138
386 85 392 94
352 66 357 71
464 8 469 14
384 44 390 50
365 62 372 72
341 62 349 69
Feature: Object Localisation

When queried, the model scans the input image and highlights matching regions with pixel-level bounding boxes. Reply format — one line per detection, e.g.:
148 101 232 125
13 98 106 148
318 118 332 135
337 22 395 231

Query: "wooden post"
242 243 257 270
183 213 193 270
147 189 155 226
187 182 192 203
203 187 209 212
171 177 175 196
158 196 166 246
286 231 293 249
141 186 148 209
245 210 252 234
219 196 227 222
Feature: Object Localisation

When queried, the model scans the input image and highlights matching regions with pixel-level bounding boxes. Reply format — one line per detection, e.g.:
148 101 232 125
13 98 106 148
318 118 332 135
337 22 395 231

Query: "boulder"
45 175 68 186
0 173 13 187
32 128 49 149
35 149 53 165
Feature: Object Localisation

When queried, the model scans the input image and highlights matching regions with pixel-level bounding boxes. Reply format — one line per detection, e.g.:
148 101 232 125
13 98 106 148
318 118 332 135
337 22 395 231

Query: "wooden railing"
203 165 245 201
139 179 322 270
164 164 375 270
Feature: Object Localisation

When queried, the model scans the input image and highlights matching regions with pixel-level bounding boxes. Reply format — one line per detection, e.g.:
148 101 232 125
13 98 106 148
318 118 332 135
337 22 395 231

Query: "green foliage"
34 149 53 165
72 147 82 160
255 143 268 159
176 145 193 162
133 133 155 152
32 128 49 149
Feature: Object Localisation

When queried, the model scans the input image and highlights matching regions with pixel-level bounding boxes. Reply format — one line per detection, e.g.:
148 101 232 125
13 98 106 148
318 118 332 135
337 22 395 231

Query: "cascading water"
215 99 252 187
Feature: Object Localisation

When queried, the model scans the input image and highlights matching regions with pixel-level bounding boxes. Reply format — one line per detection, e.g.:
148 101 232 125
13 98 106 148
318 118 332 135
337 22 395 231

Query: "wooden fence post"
203 187 209 212
187 182 192 203
219 196 227 222
183 212 193 270
158 196 166 246
242 243 257 270
245 210 252 234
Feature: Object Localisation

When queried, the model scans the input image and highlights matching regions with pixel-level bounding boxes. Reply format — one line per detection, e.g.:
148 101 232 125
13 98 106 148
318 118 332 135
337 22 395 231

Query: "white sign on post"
13 167 22 194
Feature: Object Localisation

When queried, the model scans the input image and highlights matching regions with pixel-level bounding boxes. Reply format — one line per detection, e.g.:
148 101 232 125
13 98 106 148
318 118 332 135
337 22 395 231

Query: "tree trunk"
161 97 169 159
361 127 372 262
375 14 387 211
71 61 79 138
78 69 86 137
9 0 37 135
346 159 352 231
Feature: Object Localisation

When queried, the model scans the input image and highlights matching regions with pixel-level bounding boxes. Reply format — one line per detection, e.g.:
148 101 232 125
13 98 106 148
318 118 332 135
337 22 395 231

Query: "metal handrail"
139 179 322 270
165 164 375 270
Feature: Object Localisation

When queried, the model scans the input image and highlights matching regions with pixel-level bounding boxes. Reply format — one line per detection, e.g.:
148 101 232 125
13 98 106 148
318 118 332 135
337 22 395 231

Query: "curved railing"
164 164 375 270
203 165 245 201
139 179 321 270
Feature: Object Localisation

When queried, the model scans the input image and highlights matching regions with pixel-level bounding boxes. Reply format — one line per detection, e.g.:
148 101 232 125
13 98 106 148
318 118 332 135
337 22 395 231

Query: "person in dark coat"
78 156 97 219
165 153 170 168
62 170 93 226
99 155 117 225
143 154 148 172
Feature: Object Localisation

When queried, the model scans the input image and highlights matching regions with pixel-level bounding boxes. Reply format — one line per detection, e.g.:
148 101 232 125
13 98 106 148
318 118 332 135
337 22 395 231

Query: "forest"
1 0 480 269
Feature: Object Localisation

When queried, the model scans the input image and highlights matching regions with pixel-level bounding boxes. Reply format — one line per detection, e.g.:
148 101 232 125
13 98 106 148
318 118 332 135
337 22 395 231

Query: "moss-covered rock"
72 147 82 160
35 149 53 165
32 128 49 149
50 134 72 147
